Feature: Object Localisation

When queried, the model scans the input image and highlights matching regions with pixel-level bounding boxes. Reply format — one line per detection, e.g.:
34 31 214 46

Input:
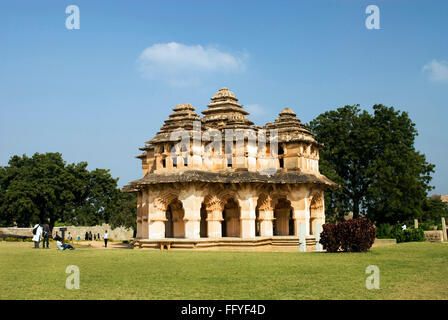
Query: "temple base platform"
132 236 318 252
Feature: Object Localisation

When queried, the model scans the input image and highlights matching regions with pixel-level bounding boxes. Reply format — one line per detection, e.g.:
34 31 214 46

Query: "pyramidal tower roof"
265 107 320 145
201 88 253 130
147 103 200 144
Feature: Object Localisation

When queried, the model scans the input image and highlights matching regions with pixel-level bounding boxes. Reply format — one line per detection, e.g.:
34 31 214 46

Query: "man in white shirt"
104 231 109 248
32 223 43 248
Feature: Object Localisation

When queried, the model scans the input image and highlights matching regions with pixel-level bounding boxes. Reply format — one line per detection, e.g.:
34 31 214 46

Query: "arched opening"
200 203 207 238
274 198 293 236
170 145 178 168
222 198 240 237
165 200 184 238
278 145 284 168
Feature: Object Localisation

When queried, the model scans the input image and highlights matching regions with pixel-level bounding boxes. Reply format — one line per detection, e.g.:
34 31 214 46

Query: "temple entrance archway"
273 198 294 236
165 199 185 238
222 198 240 237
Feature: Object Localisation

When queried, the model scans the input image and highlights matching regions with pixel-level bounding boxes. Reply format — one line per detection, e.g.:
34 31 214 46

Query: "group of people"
32 222 73 250
85 231 100 241
31 223 111 249
85 230 110 247
31 222 51 249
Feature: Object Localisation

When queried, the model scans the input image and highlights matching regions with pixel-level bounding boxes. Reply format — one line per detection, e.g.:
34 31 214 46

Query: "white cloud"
422 59 448 82
244 104 268 117
137 42 248 86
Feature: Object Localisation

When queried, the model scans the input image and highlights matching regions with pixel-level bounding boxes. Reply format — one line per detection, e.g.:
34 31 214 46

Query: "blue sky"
1 0 447 194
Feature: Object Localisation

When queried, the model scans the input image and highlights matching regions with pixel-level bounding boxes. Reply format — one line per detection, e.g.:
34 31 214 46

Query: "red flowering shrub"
339 218 376 252
319 223 341 252
319 218 376 253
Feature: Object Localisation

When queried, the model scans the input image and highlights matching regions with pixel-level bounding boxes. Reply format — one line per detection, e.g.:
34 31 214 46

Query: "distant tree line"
309 104 445 226
0 153 136 231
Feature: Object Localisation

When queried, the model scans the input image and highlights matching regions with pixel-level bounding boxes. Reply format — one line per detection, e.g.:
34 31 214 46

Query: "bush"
5 237 17 242
418 221 441 231
339 218 376 252
376 223 395 239
319 223 340 252
320 218 376 252
395 227 425 243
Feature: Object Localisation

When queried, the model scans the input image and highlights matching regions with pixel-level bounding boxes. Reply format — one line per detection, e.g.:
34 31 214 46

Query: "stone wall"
0 224 134 240
424 230 443 243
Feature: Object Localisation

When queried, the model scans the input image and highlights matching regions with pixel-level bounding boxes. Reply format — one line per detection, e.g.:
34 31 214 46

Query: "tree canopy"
309 104 434 225
0 152 136 230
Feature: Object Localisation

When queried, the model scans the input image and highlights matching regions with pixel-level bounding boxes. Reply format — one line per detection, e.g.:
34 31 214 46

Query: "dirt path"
73 240 133 249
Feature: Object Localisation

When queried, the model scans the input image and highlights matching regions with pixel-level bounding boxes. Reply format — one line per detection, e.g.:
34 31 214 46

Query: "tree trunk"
353 198 360 219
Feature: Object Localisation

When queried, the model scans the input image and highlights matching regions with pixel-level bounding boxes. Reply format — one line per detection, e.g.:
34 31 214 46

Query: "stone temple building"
124 88 336 251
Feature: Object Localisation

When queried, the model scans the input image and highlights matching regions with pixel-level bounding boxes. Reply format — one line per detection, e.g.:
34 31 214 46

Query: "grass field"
0 241 447 300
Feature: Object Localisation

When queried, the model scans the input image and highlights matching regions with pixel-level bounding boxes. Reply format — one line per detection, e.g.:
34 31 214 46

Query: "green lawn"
0 241 447 299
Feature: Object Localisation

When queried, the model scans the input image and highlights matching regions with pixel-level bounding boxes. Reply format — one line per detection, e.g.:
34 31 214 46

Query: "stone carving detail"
153 197 169 212
310 191 324 211
205 195 225 212
257 194 276 212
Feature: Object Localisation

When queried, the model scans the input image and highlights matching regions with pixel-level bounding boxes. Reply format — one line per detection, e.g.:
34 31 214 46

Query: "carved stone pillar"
287 188 311 249
310 190 325 236
148 196 167 239
179 186 204 239
259 210 274 237
141 190 150 239
257 195 275 237
148 211 166 239
205 195 224 238
207 210 223 238
136 191 143 239
237 187 258 238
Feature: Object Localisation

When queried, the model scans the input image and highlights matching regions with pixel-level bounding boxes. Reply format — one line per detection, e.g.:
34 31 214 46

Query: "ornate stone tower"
124 88 336 251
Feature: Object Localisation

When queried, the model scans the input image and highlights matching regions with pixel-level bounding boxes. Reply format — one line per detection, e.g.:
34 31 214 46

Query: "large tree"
309 104 434 224
0 152 136 230
108 192 137 235
420 198 448 226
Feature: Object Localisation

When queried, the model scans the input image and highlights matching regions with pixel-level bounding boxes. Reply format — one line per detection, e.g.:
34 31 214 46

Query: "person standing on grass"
104 230 109 248
32 223 43 249
41 221 51 249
